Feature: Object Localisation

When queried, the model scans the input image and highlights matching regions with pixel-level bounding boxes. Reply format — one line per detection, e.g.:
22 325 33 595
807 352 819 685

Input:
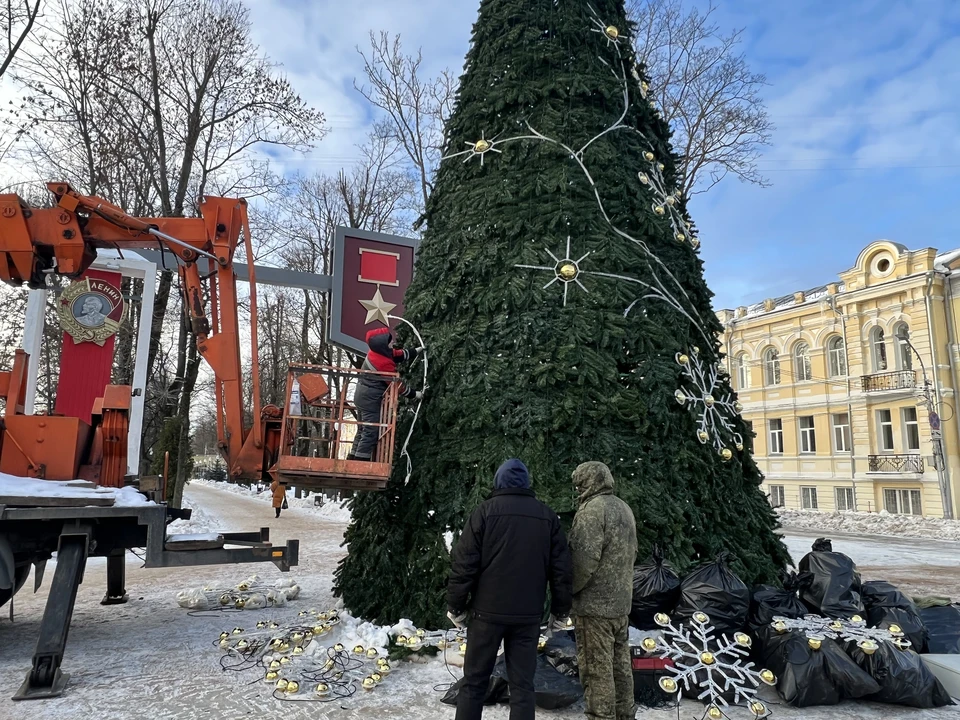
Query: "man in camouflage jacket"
568 462 638 720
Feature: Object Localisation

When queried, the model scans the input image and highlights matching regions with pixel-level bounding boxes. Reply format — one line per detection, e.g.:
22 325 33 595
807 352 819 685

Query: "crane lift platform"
0 183 410 699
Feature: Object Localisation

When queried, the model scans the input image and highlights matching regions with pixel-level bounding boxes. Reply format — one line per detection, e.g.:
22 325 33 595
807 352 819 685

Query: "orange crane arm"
0 182 265 479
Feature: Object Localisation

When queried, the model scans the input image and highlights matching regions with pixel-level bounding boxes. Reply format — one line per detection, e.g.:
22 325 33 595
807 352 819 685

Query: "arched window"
735 354 749 389
794 342 812 382
827 336 847 377
764 348 781 386
895 323 913 371
871 327 888 372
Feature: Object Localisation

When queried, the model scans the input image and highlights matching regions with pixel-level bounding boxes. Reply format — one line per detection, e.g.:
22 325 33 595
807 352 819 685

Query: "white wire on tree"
388 314 428 485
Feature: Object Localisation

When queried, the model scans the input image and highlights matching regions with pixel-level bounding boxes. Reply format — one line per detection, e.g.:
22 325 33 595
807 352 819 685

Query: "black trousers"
456 617 539 720
275 507 281 518
349 384 383 461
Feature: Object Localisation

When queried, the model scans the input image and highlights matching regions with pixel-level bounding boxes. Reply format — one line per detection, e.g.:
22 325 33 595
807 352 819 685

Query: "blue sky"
246 0 960 310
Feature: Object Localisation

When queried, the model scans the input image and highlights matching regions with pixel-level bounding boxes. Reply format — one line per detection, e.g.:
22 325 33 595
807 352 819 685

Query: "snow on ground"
190 478 352 523
778 508 960 542
166 496 222 536
2 483 960 719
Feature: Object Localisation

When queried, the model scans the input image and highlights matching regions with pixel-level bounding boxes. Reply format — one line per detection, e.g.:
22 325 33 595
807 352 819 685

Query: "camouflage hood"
573 461 615 505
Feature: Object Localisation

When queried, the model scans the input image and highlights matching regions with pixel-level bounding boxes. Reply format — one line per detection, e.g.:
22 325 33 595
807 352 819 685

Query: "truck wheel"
0 565 30 610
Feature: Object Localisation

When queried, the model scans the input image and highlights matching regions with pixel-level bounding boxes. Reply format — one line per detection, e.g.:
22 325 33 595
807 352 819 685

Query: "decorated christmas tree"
335 0 790 627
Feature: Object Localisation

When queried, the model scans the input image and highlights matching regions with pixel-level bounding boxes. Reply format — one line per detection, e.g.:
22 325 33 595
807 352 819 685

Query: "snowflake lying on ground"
770 614 912 653
642 612 776 719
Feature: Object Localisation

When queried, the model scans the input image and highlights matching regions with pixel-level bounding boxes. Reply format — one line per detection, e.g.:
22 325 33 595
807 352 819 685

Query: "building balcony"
867 454 924 473
860 370 916 393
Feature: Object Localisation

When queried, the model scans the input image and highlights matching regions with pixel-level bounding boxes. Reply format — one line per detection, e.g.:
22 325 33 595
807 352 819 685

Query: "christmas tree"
335 0 790 627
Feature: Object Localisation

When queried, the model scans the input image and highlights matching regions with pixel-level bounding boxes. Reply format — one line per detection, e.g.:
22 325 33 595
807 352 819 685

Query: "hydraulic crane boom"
0 182 268 480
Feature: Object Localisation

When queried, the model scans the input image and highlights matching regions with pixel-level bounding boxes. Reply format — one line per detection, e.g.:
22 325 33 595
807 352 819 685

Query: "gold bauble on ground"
234 597 246 609
605 25 619 39
808 636 822 650
269 660 281 671
760 669 776 685
708 707 723 720
396 636 408 645
265 671 278 681
316 683 330 695
280 656 291 665
236 639 249 650
219 632 230 640
371 672 383 683
220 594 232 606
700 651 715 665
353 645 365 655
324 659 336 670
558 263 578 280
642 637 658 652
293 646 304 656
334 671 344 681
276 679 289 691
378 662 392 674
286 680 300 694
256 621 267 629
291 632 304 642
362 676 377 691
750 701 767 717
232 627 243 635
367 647 380 659
334 643 345 653
279 641 291 652
459 642 468 656
659 677 678 694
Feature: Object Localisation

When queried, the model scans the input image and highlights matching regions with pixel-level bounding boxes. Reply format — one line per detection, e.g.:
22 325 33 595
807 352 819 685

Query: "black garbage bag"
798 538 864 618
490 655 583 710
675 552 749 635
747 572 809 632
630 545 681 630
920 605 960 654
443 656 583 710
753 628 880 707
862 581 929 653
542 632 579 677
848 642 953 708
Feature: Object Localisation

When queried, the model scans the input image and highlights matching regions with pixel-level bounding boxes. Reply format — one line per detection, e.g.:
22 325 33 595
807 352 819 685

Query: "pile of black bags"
921 604 960 654
862 580 929 653
798 537 864 618
630 545 680 630
674 552 750 635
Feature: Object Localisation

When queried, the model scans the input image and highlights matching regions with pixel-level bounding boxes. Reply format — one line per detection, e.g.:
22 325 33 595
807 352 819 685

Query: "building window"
903 407 920 451
832 413 851 453
769 485 785 508
828 336 847 377
764 348 781 386
871 327 888 372
799 416 817 454
835 487 855 512
768 419 784 454
801 486 819 510
884 488 922 516
735 353 749 390
794 342 812 382
877 409 894 451
895 324 913 371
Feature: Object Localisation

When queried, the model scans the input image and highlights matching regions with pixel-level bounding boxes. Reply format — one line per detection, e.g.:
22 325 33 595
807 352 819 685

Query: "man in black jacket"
447 459 573 720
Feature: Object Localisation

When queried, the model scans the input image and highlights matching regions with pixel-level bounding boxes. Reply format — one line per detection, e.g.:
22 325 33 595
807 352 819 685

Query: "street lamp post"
898 328 954 519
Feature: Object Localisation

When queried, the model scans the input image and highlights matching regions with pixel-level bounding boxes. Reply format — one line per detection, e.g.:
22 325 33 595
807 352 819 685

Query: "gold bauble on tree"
559 263 578 280
654 205 666 216
720 448 733 461
605 25 619 39
697 430 710 443
644 151 655 161
474 139 491 153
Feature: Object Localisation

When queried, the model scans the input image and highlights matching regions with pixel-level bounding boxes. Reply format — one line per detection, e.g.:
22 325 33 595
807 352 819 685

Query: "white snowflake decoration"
770 614 912 653
642 612 776 719
516 236 591 306
673 348 744 458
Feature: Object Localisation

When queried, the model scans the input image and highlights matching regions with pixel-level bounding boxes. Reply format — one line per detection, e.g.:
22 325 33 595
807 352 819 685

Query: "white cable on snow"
388 315 427 485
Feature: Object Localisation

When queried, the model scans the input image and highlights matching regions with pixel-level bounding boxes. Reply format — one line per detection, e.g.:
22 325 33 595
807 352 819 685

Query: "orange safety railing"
274 364 399 490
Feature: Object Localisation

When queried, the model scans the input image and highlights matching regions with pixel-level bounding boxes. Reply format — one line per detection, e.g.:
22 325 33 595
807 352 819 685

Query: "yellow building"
718 240 960 518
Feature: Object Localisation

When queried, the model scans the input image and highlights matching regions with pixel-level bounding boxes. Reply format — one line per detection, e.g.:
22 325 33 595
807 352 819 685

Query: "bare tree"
0 0 40 80
355 32 454 219
628 0 773 196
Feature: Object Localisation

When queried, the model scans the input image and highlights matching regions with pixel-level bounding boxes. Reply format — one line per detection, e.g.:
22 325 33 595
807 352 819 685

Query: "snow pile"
191 478 353 523
168 497 222 535
778 508 960 542
0 472 154 507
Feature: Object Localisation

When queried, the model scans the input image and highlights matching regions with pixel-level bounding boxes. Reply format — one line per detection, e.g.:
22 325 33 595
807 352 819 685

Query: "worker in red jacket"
347 328 421 461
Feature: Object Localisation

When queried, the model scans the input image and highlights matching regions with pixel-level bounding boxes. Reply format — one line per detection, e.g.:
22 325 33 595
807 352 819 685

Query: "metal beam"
132 249 332 292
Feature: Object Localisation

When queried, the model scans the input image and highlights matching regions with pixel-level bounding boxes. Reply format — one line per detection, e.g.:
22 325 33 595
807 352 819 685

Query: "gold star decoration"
359 287 396 326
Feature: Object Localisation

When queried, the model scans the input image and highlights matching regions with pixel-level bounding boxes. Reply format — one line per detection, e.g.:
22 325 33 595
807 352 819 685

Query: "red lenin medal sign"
55 270 127 424
330 227 419 354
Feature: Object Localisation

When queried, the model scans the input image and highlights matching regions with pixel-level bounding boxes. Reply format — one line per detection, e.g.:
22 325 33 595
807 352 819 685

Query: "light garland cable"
770 614 912 653
388 314 428 485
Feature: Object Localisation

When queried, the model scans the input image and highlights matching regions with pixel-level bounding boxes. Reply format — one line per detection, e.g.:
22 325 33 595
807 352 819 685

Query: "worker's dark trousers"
349 385 383 461
456 616 539 720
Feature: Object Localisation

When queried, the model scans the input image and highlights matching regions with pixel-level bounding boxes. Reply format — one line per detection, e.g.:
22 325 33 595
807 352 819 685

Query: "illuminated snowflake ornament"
770 615 912 653
515 236 591 306
443 131 503 166
643 612 776 719
674 348 743 458
588 5 623 47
